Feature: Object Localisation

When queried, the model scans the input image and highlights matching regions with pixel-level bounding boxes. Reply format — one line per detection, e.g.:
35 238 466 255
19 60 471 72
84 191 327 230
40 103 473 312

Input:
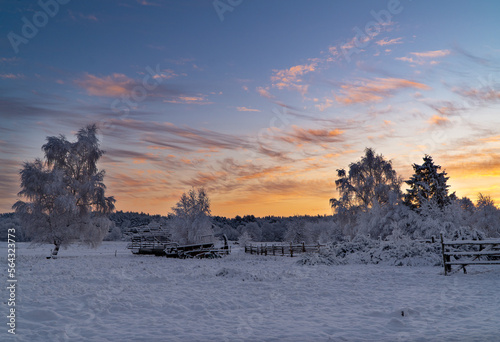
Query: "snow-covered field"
2 242 500 341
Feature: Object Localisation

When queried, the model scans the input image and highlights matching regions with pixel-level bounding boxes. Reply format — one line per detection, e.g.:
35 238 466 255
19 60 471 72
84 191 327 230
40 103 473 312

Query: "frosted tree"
170 188 213 244
403 155 452 210
13 124 115 258
330 148 401 218
284 219 308 243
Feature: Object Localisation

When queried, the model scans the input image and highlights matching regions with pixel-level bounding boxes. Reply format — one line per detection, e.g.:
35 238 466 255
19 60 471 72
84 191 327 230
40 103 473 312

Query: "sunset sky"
1 0 499 217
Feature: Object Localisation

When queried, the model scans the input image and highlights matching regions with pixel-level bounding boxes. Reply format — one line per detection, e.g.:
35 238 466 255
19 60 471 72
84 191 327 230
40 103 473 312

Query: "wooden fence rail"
244 242 325 257
440 234 500 275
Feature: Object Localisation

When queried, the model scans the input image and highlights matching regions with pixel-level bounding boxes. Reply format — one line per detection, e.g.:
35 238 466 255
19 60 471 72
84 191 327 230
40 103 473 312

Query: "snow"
2 242 500 341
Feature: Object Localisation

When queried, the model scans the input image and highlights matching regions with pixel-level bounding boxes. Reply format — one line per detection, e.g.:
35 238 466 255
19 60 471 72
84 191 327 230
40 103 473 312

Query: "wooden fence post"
290 242 293 257
441 234 451 275
302 242 306 253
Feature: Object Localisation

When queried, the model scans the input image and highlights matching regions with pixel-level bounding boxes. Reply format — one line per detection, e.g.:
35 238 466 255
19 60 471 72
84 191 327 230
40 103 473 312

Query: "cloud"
76 73 134 97
334 77 430 105
277 126 344 145
0 73 24 79
256 87 274 99
136 0 162 6
396 49 450 65
428 115 450 127
0 57 19 63
68 10 98 21
163 95 212 105
455 86 500 105
376 37 403 46
315 98 334 112
105 119 254 154
237 106 261 112
411 50 450 58
270 62 317 94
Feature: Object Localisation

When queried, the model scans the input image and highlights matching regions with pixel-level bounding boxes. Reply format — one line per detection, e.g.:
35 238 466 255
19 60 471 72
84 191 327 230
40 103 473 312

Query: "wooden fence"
440 234 500 275
244 243 325 257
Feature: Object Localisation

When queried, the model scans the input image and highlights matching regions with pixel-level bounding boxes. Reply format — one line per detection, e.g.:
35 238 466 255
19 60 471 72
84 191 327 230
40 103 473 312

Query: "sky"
1 0 499 218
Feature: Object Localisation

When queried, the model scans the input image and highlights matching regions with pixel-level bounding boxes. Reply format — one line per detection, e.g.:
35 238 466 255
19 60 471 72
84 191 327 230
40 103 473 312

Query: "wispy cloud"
106 119 254 154
0 73 24 79
136 0 162 6
277 126 344 145
334 77 430 105
256 87 274 99
237 106 261 112
68 10 98 21
376 37 403 46
396 49 450 65
455 86 500 105
164 95 212 105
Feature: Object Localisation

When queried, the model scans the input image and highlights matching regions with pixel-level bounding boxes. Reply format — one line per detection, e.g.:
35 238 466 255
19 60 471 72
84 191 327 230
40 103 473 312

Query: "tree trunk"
49 243 60 259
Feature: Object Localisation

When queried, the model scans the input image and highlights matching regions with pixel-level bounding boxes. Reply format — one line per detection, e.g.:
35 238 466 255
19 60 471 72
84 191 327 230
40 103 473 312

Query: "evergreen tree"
13 124 115 258
404 155 452 210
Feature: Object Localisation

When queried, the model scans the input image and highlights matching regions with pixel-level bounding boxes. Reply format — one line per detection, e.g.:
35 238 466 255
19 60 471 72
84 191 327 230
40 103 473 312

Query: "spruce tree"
404 155 452 210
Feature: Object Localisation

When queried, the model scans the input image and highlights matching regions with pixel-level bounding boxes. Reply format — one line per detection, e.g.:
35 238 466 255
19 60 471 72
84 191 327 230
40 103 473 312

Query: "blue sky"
1 0 500 217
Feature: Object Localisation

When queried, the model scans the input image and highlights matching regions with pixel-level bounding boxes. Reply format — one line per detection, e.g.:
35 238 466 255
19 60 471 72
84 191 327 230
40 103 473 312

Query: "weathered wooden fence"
244 243 325 257
441 234 500 275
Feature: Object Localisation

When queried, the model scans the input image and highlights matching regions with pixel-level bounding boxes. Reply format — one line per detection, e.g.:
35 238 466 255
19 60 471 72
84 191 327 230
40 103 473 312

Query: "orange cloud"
76 73 133 96
271 62 317 94
335 77 430 105
428 115 450 126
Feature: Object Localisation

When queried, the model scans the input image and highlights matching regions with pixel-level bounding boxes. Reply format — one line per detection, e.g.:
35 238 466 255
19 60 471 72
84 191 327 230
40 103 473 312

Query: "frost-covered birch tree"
330 148 401 216
13 124 115 258
170 188 213 244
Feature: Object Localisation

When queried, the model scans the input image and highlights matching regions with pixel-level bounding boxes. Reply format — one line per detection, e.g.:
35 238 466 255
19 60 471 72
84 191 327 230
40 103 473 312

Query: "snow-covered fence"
244 243 325 257
440 234 500 275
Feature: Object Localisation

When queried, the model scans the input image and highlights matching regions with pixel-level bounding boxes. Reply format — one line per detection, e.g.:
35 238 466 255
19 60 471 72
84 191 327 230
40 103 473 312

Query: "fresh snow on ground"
2 242 500 341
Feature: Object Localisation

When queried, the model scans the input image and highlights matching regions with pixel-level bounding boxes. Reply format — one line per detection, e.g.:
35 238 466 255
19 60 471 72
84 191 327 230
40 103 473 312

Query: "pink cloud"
335 78 430 105
376 37 403 46
256 87 274 99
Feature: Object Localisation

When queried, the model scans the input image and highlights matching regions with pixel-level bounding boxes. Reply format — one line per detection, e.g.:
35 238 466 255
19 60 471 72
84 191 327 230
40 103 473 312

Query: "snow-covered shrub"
304 220 343 244
104 224 122 241
299 234 442 267
238 231 252 246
